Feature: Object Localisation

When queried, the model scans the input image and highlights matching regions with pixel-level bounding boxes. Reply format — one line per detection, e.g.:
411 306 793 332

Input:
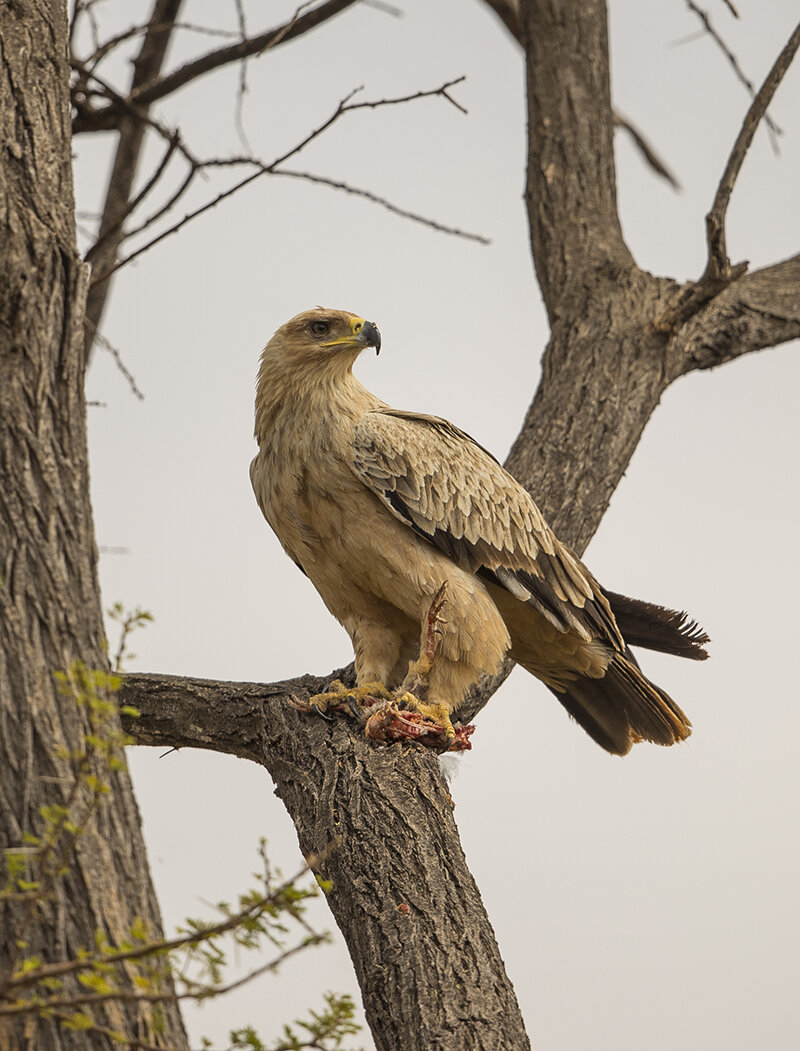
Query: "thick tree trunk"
0 6 187 1049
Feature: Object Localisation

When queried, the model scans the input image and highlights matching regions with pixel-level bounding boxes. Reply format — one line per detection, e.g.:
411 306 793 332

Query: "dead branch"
656 20 800 331
272 169 491 244
84 324 145 400
80 0 185 360
72 1 362 135
614 112 682 189
683 1 782 148
704 19 800 279
87 77 482 290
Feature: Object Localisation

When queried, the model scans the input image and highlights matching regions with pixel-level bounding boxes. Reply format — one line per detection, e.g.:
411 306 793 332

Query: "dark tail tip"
606 591 710 661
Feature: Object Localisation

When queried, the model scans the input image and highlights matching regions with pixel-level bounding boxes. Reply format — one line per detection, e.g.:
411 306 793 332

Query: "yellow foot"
305 679 391 721
397 692 455 742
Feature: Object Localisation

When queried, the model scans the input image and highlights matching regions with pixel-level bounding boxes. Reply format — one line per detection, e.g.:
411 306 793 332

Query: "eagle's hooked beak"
356 319 381 356
320 317 381 355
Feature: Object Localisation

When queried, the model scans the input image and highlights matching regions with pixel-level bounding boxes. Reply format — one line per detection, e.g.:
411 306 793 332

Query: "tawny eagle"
250 308 708 754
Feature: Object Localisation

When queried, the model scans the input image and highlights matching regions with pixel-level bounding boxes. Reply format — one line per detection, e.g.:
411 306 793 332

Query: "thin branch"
656 21 800 332
79 0 185 360
2 859 321 992
89 77 479 288
83 132 180 263
83 323 145 400
82 20 247 73
232 0 253 153
72 0 362 134
0 935 328 1016
614 112 681 190
704 19 800 280
682 1 782 147
272 169 491 243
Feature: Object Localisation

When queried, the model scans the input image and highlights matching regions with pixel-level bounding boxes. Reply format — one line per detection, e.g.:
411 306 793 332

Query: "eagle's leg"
364 583 474 751
306 679 391 720
398 581 448 698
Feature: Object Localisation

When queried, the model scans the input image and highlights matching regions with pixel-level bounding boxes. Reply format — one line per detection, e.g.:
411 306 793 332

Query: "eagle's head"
267 307 381 369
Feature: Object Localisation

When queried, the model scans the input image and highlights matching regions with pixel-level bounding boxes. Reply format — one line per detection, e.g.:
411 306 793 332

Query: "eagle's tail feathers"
607 591 710 660
526 653 693 756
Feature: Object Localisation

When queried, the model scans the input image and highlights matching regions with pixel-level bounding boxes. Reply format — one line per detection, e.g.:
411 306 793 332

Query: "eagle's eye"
310 320 330 337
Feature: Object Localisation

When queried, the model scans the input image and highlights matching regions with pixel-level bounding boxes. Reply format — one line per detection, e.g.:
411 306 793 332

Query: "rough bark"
119 673 531 1051
0 6 187 1049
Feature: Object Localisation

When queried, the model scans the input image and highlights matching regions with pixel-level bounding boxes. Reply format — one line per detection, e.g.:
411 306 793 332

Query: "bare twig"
682 1 782 148
273 168 491 243
72 0 362 134
85 324 145 400
233 0 253 152
82 20 246 72
80 0 185 360
84 132 181 263
703 20 800 282
655 20 800 332
614 112 681 190
89 77 481 287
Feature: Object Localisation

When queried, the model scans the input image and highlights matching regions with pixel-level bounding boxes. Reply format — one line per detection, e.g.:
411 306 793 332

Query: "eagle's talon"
305 679 390 723
311 703 335 722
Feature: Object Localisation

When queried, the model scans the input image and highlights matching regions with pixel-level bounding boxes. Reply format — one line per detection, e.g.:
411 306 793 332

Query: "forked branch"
657 19 800 331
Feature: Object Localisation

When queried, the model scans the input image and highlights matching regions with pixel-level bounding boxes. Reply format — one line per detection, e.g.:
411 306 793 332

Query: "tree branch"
655 19 800 332
118 672 532 1050
72 0 362 135
702 19 800 284
683 0 782 148
87 77 479 289
667 254 800 377
81 0 185 359
520 0 633 316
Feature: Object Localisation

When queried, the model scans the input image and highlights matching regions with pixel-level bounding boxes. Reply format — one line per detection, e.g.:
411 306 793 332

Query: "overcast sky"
74 2 799 1048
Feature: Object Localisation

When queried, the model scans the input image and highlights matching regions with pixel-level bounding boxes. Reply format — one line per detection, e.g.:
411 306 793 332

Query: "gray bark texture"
1 1 799 1050
0 4 188 1049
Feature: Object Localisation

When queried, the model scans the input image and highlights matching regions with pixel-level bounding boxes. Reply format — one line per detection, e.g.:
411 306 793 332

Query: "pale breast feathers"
350 409 624 648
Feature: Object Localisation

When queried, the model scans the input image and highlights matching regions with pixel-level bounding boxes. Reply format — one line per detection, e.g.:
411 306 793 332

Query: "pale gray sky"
75 2 800 1048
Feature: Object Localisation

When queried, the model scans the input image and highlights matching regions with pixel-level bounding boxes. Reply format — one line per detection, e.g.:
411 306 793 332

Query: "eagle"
250 308 708 755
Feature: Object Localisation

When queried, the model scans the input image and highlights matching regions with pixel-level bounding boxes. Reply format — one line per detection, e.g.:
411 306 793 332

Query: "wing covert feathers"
350 408 702 755
351 409 622 647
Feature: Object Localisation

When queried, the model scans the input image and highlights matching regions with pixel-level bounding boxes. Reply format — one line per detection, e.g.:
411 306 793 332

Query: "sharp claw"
312 705 334 722
347 698 361 719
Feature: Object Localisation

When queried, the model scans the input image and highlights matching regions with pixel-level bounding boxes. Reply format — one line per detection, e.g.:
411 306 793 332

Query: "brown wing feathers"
351 408 705 755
